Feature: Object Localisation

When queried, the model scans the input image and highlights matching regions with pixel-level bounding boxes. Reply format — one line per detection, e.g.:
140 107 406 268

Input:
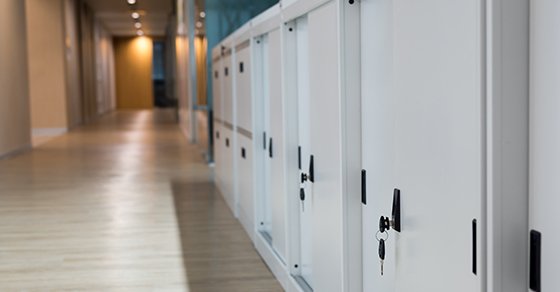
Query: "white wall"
95 21 116 114
64 0 83 128
0 0 31 157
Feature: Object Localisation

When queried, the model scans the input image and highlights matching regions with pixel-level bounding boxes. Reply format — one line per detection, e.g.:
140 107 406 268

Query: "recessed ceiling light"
200 11 206 18
131 12 140 19
127 0 136 4
137 30 144 36
196 21 203 28
134 22 142 29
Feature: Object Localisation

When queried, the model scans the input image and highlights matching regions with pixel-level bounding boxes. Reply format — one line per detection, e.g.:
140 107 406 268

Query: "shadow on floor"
171 180 283 292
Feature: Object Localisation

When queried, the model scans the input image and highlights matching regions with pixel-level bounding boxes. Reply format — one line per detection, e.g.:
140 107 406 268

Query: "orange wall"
0 0 31 156
114 37 154 109
26 0 69 129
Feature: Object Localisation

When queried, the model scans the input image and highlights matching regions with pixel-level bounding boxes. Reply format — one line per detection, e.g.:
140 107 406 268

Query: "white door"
294 16 313 288
308 2 345 291
254 34 273 239
529 1 560 291
267 28 287 261
391 1 484 291
362 1 485 291
360 0 396 290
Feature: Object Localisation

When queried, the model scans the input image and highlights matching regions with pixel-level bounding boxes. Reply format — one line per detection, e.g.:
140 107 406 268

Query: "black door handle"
379 189 401 233
269 137 273 158
472 219 477 275
308 155 314 183
530 230 542 292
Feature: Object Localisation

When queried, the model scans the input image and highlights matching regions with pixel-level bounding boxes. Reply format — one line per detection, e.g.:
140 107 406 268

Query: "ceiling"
83 0 174 37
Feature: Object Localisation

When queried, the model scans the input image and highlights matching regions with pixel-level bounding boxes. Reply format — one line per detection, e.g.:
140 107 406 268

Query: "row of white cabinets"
210 1 558 291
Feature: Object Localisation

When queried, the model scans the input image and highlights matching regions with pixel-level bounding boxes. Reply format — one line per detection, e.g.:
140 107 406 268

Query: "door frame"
486 1 529 291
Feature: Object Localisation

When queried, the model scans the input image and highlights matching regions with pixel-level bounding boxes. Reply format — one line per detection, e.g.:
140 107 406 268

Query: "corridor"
0 110 281 291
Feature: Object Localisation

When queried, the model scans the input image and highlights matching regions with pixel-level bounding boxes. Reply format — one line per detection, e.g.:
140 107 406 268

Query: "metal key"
378 238 386 276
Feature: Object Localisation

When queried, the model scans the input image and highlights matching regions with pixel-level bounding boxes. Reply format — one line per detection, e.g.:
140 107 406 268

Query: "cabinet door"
268 28 287 261
529 1 560 291
294 16 313 288
308 2 344 291
390 0 485 292
254 34 273 238
391 1 484 291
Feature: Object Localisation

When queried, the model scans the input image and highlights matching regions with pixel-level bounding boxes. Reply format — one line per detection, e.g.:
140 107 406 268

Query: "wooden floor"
0 110 282 292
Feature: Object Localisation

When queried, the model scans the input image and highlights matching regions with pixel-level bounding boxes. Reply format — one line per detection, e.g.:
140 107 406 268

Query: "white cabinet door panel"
529 1 560 291
392 1 484 291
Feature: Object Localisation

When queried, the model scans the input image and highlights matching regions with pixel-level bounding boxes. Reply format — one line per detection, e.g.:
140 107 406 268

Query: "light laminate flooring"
0 110 282 292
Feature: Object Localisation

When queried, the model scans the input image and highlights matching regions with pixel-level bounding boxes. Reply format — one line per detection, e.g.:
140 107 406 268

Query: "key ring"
375 230 389 242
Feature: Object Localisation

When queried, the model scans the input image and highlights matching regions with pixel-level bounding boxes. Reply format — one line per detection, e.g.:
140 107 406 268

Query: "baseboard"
238 205 255 242
221 189 238 218
32 128 67 137
0 144 32 161
254 234 304 292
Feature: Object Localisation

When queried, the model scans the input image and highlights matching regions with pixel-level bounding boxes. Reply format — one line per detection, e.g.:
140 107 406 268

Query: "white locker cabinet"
250 4 301 290
233 26 255 239
219 36 238 217
284 15 314 289
361 1 530 291
530 1 560 291
282 0 362 291
360 0 527 292
212 46 225 195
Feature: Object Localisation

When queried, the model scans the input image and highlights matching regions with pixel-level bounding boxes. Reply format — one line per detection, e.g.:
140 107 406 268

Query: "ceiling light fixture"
131 12 140 19
196 21 203 28
134 22 142 29
200 11 206 18
136 30 144 36
127 0 136 4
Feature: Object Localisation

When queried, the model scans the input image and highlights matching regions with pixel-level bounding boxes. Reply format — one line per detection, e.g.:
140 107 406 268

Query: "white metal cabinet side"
529 1 560 291
486 0 529 291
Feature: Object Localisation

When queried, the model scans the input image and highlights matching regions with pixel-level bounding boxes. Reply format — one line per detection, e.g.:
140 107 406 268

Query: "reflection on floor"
0 110 281 291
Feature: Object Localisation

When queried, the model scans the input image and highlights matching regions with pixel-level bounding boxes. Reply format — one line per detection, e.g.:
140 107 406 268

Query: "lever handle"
530 230 542 291
391 189 401 232
269 137 273 158
379 189 402 233
309 155 314 183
